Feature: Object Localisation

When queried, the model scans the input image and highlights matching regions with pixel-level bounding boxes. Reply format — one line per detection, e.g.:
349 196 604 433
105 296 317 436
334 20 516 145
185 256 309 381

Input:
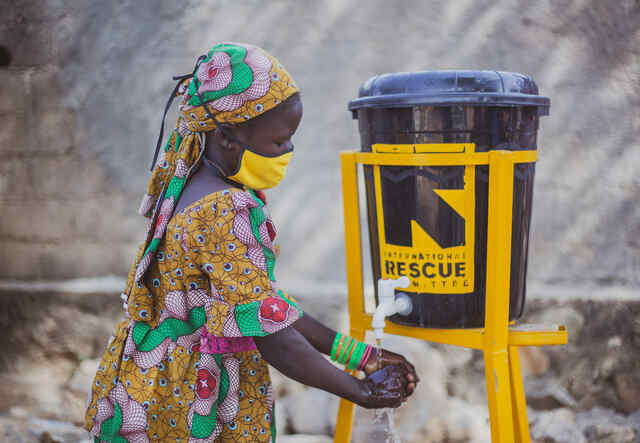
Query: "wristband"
356 344 368 370
330 332 343 361
358 345 373 371
334 335 347 362
338 337 354 364
348 342 366 370
330 334 372 371
345 340 361 368
341 338 357 365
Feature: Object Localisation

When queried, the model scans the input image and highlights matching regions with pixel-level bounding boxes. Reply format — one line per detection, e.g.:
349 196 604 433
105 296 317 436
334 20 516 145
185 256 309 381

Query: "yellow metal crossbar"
334 148 567 443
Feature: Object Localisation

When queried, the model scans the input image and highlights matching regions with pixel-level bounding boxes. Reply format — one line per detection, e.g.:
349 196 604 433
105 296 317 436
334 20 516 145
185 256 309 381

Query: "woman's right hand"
354 365 410 409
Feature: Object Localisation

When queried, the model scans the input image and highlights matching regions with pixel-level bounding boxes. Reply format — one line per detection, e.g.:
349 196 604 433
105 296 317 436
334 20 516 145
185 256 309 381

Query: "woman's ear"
209 127 227 149
219 126 247 156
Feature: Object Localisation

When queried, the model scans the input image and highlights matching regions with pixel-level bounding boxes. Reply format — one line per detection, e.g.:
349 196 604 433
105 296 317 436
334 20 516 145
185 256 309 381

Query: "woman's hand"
364 349 419 397
354 365 410 409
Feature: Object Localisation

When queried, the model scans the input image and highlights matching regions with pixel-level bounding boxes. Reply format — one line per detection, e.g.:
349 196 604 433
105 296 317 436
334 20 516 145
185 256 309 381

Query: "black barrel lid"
349 70 550 116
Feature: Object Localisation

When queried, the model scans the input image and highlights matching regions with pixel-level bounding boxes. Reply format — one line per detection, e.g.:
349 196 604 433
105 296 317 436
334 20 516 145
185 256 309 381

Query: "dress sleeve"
184 189 302 339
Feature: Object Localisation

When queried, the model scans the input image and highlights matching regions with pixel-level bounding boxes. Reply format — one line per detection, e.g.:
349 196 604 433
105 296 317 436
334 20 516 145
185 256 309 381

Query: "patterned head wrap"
128 42 299 295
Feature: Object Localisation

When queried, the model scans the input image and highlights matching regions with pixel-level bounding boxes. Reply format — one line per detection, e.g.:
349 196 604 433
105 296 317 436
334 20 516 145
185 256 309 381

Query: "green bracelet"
348 342 366 370
338 337 354 364
342 338 358 365
330 332 343 361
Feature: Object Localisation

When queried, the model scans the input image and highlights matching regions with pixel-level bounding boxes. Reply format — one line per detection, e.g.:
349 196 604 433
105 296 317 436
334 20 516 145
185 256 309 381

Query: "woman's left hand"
363 348 419 398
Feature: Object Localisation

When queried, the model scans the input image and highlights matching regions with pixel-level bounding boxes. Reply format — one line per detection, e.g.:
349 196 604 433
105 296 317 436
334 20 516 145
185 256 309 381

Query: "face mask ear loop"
192 87 244 146
191 86 250 179
149 55 208 171
185 132 207 180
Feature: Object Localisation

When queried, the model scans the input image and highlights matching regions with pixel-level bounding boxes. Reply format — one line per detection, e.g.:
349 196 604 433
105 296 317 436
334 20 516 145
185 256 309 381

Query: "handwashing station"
334 70 567 443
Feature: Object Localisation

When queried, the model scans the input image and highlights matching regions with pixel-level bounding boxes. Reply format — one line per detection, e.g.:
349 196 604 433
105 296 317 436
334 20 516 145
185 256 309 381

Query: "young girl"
84 42 418 443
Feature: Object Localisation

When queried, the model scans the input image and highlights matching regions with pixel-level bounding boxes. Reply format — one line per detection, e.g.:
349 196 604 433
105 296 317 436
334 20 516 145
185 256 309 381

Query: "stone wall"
1 0 639 293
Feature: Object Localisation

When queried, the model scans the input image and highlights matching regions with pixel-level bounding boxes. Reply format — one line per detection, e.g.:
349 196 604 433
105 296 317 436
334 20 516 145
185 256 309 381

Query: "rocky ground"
0 285 638 443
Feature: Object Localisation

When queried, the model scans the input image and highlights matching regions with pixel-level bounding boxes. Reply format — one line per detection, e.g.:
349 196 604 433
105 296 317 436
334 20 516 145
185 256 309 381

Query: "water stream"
372 338 401 443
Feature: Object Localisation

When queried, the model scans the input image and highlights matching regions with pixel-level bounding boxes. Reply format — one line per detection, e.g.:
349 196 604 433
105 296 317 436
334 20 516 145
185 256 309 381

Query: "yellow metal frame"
334 149 568 443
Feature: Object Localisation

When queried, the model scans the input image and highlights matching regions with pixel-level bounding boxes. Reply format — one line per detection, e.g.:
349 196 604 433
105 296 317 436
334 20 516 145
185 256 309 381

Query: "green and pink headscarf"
125 42 299 306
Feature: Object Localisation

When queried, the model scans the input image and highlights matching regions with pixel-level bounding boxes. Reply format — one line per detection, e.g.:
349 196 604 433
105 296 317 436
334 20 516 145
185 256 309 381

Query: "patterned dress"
84 188 303 442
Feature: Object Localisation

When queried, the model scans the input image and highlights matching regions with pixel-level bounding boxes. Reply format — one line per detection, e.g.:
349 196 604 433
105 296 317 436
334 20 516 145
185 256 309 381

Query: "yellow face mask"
228 147 293 190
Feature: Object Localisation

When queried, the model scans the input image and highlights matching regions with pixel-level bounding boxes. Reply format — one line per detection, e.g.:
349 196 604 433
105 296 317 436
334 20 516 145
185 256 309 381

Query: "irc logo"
373 144 476 294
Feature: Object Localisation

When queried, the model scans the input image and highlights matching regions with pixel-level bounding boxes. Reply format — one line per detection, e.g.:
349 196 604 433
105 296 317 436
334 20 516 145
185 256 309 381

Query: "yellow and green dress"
84 188 302 442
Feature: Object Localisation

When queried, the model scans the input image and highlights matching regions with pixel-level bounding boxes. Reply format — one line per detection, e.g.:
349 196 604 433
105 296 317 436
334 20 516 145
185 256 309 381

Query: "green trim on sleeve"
234 301 268 337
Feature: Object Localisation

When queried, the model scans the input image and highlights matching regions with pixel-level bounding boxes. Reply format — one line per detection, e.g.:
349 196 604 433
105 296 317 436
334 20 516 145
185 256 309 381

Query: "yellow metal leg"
509 346 531 443
484 151 516 442
484 349 515 443
334 397 355 443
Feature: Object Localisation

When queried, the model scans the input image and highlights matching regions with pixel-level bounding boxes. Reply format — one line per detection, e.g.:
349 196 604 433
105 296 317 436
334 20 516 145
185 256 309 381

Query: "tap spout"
372 276 413 342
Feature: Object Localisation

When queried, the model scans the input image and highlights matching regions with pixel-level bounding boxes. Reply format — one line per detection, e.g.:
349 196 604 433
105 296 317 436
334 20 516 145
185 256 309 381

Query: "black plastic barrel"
349 71 550 328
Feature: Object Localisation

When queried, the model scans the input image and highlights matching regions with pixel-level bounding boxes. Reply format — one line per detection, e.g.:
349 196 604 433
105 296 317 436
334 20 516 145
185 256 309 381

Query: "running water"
376 338 383 360
372 338 401 443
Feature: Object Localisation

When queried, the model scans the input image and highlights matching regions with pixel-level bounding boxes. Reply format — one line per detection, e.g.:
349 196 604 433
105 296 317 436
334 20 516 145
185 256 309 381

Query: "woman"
85 42 418 443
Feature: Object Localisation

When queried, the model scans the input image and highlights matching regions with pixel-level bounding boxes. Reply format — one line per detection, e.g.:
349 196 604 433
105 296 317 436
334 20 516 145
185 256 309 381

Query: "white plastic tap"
372 276 413 342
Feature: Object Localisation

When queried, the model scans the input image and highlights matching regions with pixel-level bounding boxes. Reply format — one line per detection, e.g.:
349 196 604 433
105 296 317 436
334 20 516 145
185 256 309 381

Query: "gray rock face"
285 388 339 436
0 413 91 443
525 378 577 411
576 408 638 443
530 408 587 443
1 0 639 296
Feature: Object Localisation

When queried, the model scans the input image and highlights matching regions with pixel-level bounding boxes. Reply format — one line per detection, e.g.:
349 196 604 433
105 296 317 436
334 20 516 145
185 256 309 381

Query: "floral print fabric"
85 188 302 442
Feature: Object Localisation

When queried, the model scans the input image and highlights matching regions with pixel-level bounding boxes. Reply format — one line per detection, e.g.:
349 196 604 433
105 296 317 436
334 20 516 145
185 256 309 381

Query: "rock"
525 378 576 410
519 347 550 377
576 407 637 443
432 343 473 371
270 366 307 400
285 388 338 436
274 395 291 437
607 335 622 348
0 414 35 442
614 372 640 413
27 417 90 443
0 414 91 443
0 356 76 421
278 435 333 443
597 352 620 379
446 350 487 406
564 359 599 407
66 358 99 394
529 306 585 337
8 406 29 419
403 399 490 443
583 421 636 443
439 398 491 443
530 408 585 443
